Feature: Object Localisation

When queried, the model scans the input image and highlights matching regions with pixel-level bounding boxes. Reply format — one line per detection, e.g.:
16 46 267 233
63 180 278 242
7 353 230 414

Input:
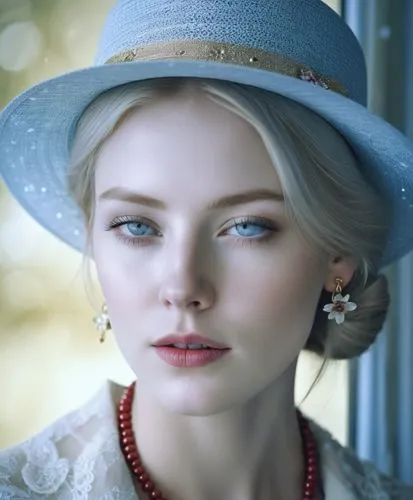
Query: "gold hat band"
105 39 349 98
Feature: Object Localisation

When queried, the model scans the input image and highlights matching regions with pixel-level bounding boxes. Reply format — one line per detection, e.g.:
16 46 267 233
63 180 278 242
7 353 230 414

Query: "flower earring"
93 304 112 343
323 278 357 325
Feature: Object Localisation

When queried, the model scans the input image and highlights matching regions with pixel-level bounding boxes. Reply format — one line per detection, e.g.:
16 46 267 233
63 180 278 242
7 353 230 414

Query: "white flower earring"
93 304 111 343
323 277 357 325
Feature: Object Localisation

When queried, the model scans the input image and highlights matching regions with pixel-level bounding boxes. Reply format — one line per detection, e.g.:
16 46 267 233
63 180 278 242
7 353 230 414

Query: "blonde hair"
67 78 390 361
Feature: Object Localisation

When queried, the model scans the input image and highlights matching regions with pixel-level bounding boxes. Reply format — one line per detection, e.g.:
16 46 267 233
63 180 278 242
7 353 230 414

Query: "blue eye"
106 216 277 247
234 222 265 237
227 219 274 238
106 217 159 245
122 221 155 237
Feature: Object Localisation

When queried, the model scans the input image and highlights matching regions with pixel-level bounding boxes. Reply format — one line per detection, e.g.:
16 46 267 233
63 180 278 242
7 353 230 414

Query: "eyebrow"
98 187 284 210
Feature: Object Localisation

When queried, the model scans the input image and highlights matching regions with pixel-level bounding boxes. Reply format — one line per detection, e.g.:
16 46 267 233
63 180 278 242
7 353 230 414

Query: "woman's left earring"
323 277 357 325
93 304 112 343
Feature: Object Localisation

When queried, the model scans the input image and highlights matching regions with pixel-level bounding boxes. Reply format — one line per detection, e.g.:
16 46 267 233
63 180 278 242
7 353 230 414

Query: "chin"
155 381 237 416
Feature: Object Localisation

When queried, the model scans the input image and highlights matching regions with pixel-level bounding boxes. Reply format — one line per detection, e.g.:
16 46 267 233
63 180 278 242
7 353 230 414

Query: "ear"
324 256 358 292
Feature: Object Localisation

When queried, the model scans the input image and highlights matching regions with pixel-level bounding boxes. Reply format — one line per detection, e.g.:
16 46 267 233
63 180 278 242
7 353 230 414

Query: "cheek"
222 241 325 341
93 248 154 367
92 235 154 321
97 263 151 313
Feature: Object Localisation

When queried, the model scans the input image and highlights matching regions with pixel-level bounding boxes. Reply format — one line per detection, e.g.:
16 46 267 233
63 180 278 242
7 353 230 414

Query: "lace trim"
22 439 69 494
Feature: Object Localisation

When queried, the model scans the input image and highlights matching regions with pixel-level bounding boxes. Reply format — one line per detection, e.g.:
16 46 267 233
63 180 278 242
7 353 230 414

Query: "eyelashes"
104 215 279 248
104 215 160 248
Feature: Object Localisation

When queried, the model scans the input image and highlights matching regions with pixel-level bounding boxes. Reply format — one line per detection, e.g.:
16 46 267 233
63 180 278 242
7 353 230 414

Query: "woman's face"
92 90 330 415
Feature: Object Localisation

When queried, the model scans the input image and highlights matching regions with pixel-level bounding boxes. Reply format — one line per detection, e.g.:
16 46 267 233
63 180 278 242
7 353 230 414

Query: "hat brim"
1 59 412 266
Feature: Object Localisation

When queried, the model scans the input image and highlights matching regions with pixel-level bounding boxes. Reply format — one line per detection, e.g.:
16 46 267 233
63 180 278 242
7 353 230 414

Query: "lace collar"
1 380 409 499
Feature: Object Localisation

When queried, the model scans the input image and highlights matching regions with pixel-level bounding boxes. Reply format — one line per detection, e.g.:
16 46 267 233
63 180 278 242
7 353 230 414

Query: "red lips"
152 333 230 350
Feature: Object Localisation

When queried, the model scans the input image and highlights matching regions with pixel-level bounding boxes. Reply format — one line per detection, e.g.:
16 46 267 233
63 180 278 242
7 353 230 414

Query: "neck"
131 363 309 500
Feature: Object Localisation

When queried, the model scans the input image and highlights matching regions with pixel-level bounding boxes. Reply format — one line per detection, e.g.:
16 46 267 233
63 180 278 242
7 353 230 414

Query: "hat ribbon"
105 39 349 98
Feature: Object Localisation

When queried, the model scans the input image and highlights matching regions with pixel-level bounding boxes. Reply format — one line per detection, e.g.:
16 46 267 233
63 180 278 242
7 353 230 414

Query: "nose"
159 279 215 311
158 244 216 312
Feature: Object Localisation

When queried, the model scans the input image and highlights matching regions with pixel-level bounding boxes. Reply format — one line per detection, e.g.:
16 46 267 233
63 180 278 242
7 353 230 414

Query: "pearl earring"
93 304 112 343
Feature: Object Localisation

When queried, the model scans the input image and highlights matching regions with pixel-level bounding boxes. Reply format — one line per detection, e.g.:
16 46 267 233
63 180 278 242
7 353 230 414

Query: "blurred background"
0 0 412 485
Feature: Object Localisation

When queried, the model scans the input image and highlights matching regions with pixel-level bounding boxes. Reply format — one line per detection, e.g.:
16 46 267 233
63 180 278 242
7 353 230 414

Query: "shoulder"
311 421 413 500
0 381 135 500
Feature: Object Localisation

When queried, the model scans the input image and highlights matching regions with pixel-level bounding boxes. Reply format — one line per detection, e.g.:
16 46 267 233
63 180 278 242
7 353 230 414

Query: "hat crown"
96 0 367 105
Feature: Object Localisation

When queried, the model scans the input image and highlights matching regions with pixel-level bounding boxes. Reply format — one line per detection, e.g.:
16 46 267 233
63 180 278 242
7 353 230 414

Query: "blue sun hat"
0 0 412 265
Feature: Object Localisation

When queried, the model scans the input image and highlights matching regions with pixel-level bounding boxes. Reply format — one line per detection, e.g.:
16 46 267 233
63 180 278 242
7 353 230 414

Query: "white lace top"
0 381 412 500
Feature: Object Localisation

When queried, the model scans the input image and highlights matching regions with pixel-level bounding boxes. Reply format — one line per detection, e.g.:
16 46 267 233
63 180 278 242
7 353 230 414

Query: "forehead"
94 91 283 200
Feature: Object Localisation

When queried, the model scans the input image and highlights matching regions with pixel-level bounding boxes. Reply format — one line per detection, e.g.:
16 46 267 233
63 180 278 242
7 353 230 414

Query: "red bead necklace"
118 382 319 500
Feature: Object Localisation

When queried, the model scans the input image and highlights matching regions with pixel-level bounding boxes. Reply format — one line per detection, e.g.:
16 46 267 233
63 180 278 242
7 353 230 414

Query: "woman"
0 0 412 498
